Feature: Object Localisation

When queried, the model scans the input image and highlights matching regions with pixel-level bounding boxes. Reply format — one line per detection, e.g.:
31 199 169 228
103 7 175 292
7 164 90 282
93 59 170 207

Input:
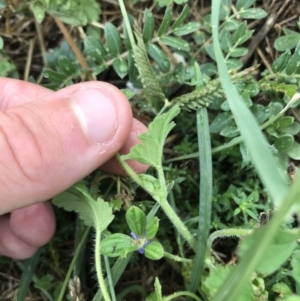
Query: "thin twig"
34 20 47 67
241 0 292 65
54 17 95 81
24 38 35 81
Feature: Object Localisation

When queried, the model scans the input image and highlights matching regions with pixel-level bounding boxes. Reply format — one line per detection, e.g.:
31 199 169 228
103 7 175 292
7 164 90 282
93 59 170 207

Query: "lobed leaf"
122 106 180 169
52 182 114 231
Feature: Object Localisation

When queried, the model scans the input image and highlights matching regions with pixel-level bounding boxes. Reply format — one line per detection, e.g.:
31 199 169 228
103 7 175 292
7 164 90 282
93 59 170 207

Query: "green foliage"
122 106 180 169
4 0 300 300
32 0 101 26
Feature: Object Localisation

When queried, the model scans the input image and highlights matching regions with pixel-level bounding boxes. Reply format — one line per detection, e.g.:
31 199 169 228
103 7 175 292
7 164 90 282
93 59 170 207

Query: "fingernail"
71 88 117 144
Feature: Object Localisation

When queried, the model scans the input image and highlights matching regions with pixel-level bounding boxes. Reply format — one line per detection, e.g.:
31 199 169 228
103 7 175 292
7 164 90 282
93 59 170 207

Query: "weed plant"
1 0 300 300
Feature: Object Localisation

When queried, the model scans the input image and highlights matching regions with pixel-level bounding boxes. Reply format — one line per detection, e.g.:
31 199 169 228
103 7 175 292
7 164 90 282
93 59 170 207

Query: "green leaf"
144 241 164 260
0 0 7 8
34 274 55 290
202 265 253 299
272 282 293 297
17 249 43 301
291 251 300 284
238 8 267 19
123 14 134 50
285 44 300 75
156 0 172 6
282 296 300 301
287 141 300 160
219 29 233 52
205 44 216 60
58 56 79 75
210 111 233 133
252 104 270 124
239 228 298 275
153 278 163 300
140 174 163 197
105 23 122 57
173 22 201 36
43 69 66 83
236 0 255 10
171 4 189 29
122 106 180 169
128 50 139 82
32 4 45 23
84 35 107 63
101 234 137 257
226 59 242 70
233 22 248 42
274 32 300 51
157 7 172 37
146 44 170 72
274 134 294 152
219 0 232 21
160 36 190 52
126 206 147 236
279 122 300 135
112 58 128 78
0 37 3 50
146 217 159 239
275 116 294 128
46 0 101 26
229 47 248 57
272 50 291 72
143 9 155 43
121 88 136 100
220 125 239 137
52 182 114 230
174 0 188 3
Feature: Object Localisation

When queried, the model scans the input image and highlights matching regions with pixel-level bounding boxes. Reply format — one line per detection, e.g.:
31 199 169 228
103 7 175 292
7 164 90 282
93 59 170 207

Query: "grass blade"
188 108 213 295
16 247 42 301
211 0 288 207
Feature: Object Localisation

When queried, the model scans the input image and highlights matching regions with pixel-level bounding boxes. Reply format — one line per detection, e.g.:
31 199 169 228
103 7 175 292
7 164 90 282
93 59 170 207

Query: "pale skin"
0 78 148 259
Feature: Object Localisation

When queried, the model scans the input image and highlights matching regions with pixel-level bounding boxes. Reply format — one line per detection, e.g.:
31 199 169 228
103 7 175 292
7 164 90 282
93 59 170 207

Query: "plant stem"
117 154 196 250
118 0 136 48
207 228 253 249
57 227 90 301
95 230 111 301
54 17 95 81
164 291 203 301
104 256 117 301
164 252 192 263
159 196 196 251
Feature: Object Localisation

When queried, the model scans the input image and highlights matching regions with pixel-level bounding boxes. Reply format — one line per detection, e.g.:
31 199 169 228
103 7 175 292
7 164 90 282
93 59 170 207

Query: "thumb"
0 81 132 214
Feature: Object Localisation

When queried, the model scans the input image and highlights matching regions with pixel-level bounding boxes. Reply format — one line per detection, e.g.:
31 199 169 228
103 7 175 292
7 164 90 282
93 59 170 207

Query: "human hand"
0 78 148 259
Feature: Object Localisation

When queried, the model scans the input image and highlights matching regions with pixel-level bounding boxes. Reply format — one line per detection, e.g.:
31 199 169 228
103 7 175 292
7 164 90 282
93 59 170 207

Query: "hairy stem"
117 154 196 250
95 230 111 301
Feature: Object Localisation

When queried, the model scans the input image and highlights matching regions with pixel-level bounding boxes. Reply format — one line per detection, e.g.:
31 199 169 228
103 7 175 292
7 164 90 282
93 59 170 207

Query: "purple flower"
130 232 150 254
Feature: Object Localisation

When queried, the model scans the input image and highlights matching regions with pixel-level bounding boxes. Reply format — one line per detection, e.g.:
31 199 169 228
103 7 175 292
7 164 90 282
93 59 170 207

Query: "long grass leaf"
16 247 42 301
211 0 288 206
